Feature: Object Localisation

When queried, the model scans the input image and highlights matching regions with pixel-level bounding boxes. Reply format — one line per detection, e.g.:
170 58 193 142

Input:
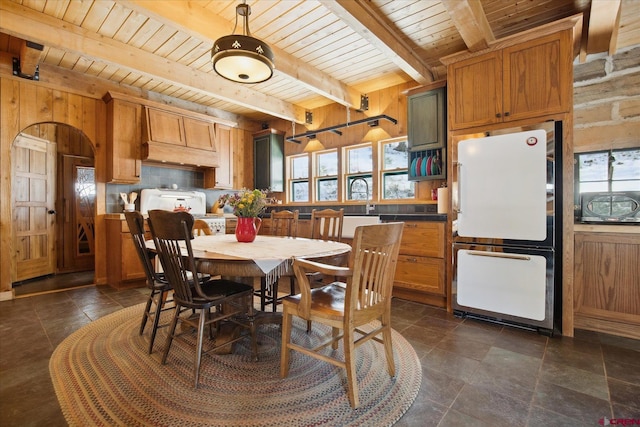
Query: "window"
344 144 373 201
288 154 309 202
575 148 640 193
314 150 338 201
380 138 414 199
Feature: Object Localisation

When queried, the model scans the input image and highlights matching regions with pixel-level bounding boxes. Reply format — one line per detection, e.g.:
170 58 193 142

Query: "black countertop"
379 214 447 222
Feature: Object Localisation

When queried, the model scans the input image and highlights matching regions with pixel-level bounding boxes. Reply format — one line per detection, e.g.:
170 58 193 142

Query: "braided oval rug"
50 304 421 427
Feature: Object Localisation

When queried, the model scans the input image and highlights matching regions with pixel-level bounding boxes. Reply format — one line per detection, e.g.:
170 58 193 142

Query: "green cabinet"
253 129 285 192
407 85 446 181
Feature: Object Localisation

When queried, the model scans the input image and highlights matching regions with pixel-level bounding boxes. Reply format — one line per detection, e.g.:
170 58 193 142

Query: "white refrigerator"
452 123 561 335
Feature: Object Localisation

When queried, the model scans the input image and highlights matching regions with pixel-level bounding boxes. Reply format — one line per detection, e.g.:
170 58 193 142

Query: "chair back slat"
347 223 404 312
270 210 299 237
147 210 198 304
310 208 344 241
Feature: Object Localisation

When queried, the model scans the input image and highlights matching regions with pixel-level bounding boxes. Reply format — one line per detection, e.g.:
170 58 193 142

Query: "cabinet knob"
504 111 510 117
496 113 502 118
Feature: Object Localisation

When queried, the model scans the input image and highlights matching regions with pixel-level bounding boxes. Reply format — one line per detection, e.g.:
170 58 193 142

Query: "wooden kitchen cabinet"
253 129 285 192
104 93 142 183
145 107 185 146
106 217 147 289
407 83 447 181
574 232 640 340
391 221 446 307
446 31 572 131
213 124 234 189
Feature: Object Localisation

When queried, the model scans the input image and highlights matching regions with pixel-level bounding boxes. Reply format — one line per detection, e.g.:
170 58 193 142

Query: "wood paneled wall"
0 77 107 298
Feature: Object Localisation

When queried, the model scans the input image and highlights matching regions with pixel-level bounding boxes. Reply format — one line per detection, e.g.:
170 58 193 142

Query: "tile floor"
0 281 638 426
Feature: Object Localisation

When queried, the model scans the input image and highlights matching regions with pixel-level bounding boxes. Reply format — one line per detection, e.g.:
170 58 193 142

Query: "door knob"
48 210 56 214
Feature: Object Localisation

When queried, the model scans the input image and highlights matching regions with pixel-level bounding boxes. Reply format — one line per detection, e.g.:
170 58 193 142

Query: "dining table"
147 233 351 320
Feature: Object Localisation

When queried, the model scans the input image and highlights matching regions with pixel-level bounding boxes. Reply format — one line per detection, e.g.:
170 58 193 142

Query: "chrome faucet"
349 177 375 214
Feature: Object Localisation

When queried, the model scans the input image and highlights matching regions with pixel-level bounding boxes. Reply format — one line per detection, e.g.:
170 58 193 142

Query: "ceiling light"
211 1 274 83
303 135 326 153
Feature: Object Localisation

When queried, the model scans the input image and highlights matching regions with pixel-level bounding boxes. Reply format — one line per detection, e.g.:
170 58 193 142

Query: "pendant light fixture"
211 1 275 83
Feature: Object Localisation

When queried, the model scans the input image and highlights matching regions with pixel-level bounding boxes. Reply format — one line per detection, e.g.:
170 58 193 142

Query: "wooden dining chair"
270 209 299 238
309 208 344 242
148 209 257 388
280 222 404 408
192 219 213 236
258 209 300 311
124 210 175 354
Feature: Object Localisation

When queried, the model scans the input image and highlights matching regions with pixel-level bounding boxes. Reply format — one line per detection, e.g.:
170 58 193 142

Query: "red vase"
235 217 262 242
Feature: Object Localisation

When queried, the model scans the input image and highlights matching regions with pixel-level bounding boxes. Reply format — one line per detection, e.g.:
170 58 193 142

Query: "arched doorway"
11 123 95 295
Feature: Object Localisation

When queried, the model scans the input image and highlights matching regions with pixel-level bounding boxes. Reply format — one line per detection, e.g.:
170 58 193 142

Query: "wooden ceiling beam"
441 0 495 52
18 40 43 78
0 1 303 122
586 0 622 55
121 0 362 109
319 0 433 85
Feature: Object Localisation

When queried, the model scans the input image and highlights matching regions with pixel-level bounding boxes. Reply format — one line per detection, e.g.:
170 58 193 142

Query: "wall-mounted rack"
286 114 397 143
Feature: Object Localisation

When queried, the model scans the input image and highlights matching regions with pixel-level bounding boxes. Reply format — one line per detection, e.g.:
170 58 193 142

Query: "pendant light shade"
212 2 274 83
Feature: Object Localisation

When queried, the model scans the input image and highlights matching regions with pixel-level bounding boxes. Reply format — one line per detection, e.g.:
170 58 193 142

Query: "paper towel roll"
437 187 448 214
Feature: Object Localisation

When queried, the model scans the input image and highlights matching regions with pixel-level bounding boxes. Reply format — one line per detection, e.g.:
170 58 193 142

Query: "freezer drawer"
453 243 555 331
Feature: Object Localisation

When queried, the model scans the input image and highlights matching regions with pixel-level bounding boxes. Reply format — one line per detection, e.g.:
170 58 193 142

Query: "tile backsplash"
106 165 234 213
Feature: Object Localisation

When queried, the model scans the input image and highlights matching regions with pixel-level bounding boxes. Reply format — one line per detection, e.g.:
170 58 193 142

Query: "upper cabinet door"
408 86 446 149
502 32 572 122
183 117 216 151
145 108 185 146
448 51 502 130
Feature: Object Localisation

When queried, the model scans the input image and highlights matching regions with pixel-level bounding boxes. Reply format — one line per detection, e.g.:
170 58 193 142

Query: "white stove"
140 188 226 235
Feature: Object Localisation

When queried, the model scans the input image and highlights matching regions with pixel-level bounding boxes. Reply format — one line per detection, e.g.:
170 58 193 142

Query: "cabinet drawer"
400 222 444 258
394 255 444 295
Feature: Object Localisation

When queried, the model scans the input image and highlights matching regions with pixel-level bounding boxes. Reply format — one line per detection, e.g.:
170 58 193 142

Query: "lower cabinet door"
394 255 444 295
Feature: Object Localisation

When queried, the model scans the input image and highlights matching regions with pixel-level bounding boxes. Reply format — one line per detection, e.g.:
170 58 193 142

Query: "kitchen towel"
437 187 448 213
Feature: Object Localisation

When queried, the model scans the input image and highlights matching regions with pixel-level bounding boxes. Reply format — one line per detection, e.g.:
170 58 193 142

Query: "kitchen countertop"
380 214 447 222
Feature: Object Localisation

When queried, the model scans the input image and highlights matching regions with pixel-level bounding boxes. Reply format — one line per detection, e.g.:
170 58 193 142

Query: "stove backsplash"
106 165 234 213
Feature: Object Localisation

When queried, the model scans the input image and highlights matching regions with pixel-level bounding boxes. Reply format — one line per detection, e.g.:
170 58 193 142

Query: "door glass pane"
75 166 95 255
611 149 640 181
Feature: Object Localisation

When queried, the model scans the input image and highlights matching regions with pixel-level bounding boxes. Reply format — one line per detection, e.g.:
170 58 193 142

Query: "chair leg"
382 314 395 377
246 294 258 361
343 327 359 409
147 289 165 354
280 309 293 378
193 309 207 389
139 289 155 335
271 281 279 312
161 305 181 365
306 320 312 333
260 278 267 311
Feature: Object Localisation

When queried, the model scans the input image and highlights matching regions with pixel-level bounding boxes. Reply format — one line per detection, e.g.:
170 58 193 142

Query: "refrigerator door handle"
454 162 461 213
467 251 531 261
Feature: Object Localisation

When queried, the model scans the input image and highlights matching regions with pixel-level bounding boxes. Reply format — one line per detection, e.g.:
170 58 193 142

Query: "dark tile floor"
1 279 639 426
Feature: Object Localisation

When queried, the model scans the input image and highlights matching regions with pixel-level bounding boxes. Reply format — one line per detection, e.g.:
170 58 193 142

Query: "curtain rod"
286 114 398 143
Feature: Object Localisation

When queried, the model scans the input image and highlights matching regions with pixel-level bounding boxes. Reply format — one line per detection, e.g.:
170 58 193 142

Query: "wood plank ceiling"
1 0 638 123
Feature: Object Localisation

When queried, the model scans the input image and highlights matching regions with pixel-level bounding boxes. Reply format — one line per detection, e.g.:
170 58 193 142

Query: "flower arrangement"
217 189 268 218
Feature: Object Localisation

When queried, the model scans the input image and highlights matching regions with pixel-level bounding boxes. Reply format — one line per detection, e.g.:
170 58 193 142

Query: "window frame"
343 143 374 201
287 153 310 203
379 137 415 200
574 147 640 194
313 148 339 202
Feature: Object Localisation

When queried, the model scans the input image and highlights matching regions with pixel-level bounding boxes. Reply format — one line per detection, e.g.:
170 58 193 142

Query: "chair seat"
283 283 346 316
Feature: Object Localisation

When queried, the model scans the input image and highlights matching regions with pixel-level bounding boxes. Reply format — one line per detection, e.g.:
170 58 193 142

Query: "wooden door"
503 31 571 122
448 51 502 130
214 124 234 189
58 155 95 273
12 134 56 282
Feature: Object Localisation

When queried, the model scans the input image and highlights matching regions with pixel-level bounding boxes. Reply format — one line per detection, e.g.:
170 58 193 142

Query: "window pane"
347 176 372 200
347 146 372 173
292 156 308 179
611 149 640 181
383 173 415 199
317 178 338 201
580 182 608 193
317 152 338 176
291 181 309 202
383 141 408 169
578 152 608 182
